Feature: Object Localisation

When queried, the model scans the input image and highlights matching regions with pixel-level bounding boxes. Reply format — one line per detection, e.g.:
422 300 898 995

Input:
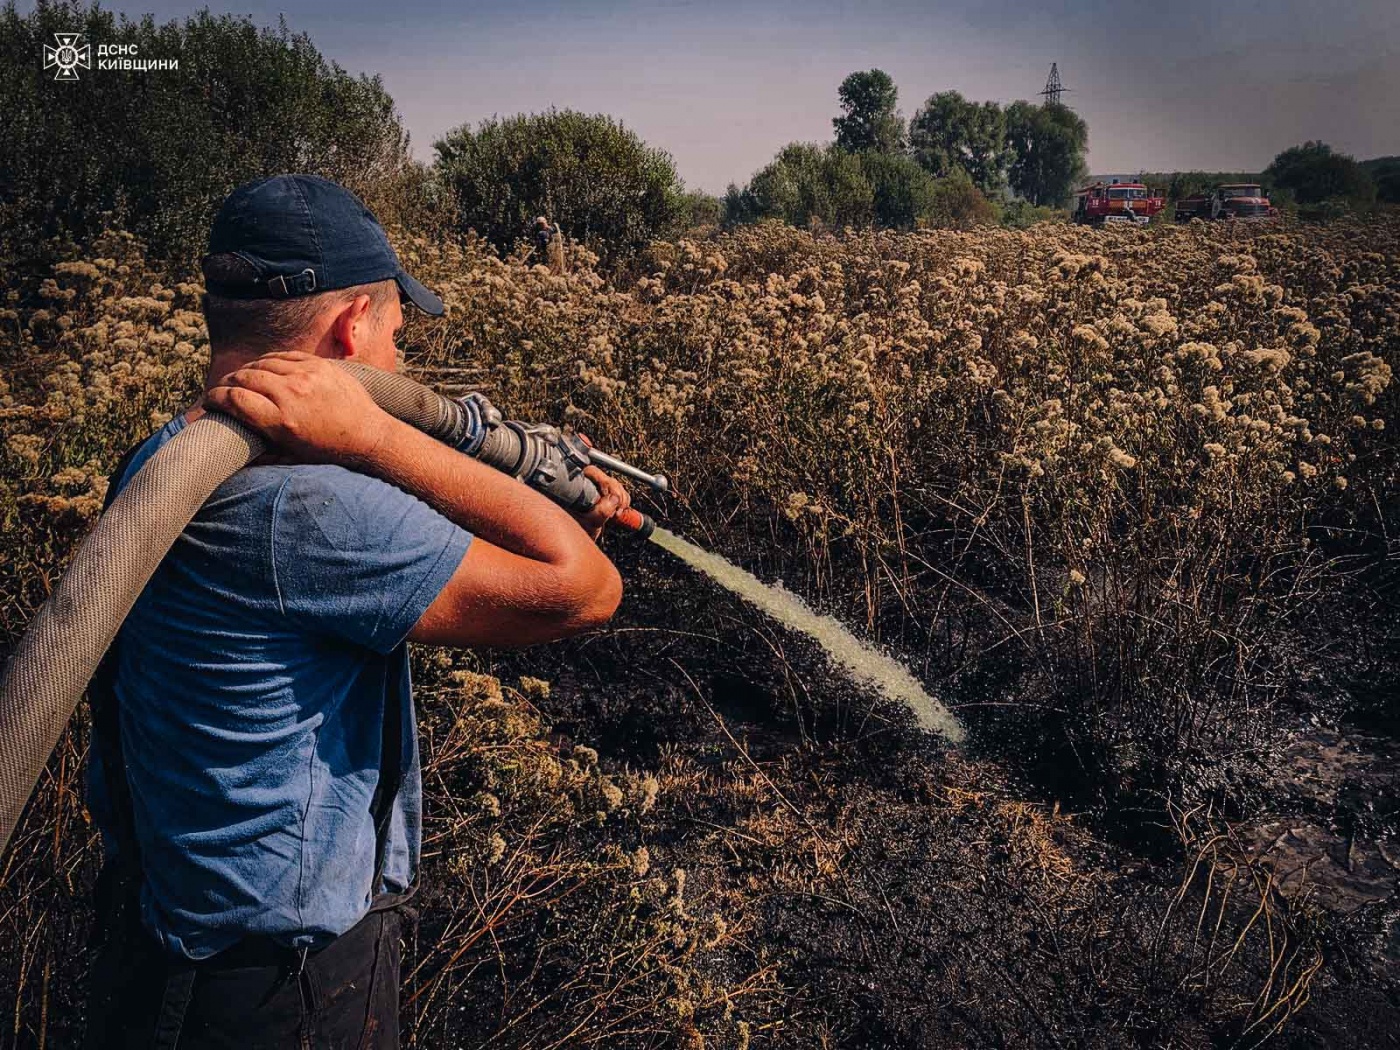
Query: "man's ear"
327 294 374 360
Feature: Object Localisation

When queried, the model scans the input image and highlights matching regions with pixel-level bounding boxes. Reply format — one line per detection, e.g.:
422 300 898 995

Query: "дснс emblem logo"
43 32 90 81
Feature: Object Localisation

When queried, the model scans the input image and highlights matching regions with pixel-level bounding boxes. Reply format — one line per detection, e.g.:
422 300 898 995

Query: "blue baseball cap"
202 174 444 316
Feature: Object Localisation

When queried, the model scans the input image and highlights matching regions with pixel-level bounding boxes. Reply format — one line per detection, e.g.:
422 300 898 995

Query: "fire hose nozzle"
575 439 664 537
457 396 665 538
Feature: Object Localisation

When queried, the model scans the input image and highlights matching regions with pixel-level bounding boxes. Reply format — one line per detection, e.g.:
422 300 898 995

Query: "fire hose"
0 362 668 857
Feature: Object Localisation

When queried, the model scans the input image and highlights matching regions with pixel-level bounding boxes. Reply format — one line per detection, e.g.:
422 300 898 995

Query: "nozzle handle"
580 443 670 494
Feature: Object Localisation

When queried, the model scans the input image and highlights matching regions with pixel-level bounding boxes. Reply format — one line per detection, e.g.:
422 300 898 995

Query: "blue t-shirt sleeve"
271 467 472 652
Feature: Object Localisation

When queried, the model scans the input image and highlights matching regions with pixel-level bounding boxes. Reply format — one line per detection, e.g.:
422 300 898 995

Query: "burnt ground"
1252 723 1400 1049
3 530 1393 1049
473 534 1400 1049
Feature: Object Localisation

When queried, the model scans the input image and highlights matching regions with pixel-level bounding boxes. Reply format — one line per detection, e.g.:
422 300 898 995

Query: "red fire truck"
1072 181 1166 226
1173 184 1278 221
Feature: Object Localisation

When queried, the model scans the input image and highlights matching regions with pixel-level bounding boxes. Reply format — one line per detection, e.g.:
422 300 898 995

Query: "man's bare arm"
358 417 623 648
204 352 623 649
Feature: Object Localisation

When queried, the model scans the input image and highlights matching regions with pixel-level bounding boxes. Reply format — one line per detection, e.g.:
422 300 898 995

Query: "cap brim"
395 269 445 316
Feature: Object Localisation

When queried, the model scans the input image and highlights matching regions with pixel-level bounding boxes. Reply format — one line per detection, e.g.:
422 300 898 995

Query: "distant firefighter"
534 215 568 274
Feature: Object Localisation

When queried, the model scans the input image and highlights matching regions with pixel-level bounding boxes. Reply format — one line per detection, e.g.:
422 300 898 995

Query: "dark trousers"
85 905 403 1049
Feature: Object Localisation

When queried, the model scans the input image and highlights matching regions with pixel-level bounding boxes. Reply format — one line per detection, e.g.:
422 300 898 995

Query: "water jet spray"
486 402 965 743
645 529 965 744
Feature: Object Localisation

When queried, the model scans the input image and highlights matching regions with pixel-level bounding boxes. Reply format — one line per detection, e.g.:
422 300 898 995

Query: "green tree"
725 144 874 229
676 191 723 228
1370 161 1400 205
722 183 756 225
1004 100 1088 207
909 91 1006 194
858 152 942 229
0 0 418 262
434 110 685 261
724 144 994 232
1265 142 1375 206
1358 157 1399 204
832 69 905 154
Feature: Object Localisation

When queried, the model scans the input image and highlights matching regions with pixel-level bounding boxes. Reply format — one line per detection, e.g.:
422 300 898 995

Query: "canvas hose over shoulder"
0 363 644 857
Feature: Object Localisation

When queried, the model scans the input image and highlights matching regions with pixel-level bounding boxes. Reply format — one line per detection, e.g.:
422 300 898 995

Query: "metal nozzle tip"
653 475 670 494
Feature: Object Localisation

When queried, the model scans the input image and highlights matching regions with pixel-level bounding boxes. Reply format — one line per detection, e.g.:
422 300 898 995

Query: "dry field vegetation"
1 215 1398 1048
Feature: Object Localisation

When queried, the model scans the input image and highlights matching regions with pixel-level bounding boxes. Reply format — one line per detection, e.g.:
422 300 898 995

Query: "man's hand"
204 351 395 466
209 352 631 540
573 466 631 541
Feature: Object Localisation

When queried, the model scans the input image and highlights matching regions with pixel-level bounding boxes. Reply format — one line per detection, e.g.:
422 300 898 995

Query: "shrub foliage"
0 0 421 262
434 110 687 261
1265 141 1377 208
722 144 996 231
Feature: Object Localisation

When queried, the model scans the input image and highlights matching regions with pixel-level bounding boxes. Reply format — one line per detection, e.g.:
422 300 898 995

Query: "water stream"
648 528 965 743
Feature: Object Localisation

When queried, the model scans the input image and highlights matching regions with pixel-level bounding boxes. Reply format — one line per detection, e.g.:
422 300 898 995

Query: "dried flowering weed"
6 215 1399 812
400 215 1397 806
1 215 1397 1048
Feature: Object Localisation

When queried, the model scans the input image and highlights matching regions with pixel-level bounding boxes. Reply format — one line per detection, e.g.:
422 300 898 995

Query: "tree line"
1265 142 1392 212
722 69 1090 231
1138 142 1393 218
4 2 1393 269
1 4 1092 261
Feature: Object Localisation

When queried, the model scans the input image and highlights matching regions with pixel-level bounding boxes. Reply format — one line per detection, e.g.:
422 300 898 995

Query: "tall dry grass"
2 216 1395 1046
399 216 1398 809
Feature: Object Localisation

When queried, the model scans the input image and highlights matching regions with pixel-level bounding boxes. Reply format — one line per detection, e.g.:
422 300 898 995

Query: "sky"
25 0 1400 193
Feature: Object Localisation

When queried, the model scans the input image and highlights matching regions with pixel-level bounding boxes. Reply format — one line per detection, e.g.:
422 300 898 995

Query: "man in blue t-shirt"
84 175 628 1048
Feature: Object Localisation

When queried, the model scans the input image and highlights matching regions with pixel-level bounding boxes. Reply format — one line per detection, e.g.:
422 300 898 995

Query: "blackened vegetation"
427 542 1341 1049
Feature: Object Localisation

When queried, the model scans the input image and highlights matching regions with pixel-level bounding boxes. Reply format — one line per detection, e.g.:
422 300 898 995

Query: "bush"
0 0 419 263
725 146 996 232
1363 156 1400 204
724 143 873 229
998 198 1065 228
1376 167 1400 205
674 190 723 230
858 151 943 230
1265 142 1376 208
925 170 999 228
434 109 686 262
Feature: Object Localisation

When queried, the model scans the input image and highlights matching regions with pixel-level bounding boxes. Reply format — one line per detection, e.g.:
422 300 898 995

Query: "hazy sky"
28 0 1400 192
